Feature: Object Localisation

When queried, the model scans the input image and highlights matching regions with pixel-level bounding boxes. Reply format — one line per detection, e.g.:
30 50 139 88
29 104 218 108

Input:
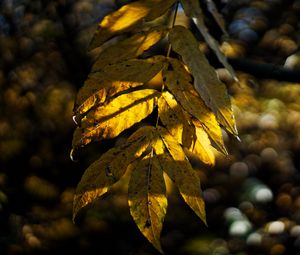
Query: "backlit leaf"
158 91 194 147
163 58 227 154
153 126 206 224
169 26 238 137
73 126 155 220
89 0 176 50
180 0 236 80
72 89 160 149
92 26 168 72
128 154 167 253
75 56 167 116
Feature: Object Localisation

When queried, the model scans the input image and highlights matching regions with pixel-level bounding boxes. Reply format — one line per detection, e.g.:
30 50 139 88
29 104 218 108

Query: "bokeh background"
1 0 300 254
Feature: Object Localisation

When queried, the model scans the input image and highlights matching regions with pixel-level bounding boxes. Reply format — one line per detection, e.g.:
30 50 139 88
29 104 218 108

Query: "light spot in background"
290 225 300 237
203 188 221 204
258 113 278 129
254 187 273 203
267 221 285 234
246 232 262 246
260 147 278 162
229 220 252 236
229 161 249 178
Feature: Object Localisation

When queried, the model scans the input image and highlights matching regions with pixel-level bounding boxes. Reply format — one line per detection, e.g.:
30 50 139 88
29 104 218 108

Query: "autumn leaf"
74 56 167 116
153 126 206 224
158 91 215 165
169 26 238 137
128 154 167 253
73 126 155 221
91 26 168 72
72 89 160 149
162 58 227 154
89 0 177 50
180 0 236 80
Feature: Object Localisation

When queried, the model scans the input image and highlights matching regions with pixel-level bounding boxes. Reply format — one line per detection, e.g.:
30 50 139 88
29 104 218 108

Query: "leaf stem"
167 1 179 58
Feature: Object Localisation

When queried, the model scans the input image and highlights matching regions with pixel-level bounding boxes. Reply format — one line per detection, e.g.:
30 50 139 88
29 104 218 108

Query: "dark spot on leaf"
145 219 151 228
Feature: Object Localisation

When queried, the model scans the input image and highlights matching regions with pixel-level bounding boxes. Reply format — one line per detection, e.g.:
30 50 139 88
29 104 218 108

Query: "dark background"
1 0 300 254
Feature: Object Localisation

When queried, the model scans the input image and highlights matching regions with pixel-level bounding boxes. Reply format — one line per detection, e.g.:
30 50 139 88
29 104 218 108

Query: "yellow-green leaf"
128 154 167 253
89 0 176 50
91 26 168 72
73 126 155 221
72 89 160 149
153 126 206 224
163 58 227 154
180 0 236 80
74 56 166 116
169 26 238 137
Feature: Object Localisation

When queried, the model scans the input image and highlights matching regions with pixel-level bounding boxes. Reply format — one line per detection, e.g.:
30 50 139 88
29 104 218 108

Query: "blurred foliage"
0 0 300 255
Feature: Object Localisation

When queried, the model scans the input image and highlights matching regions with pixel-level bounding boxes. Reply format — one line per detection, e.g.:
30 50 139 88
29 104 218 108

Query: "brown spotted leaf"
169 26 238 137
128 154 167 253
72 89 160 149
73 126 155 221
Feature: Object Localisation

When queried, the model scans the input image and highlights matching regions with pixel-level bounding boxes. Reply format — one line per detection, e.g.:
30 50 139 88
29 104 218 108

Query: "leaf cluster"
71 0 238 253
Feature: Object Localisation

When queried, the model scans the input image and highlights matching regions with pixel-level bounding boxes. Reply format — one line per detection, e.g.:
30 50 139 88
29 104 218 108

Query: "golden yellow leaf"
89 0 176 51
190 119 215 166
128 154 167 253
163 58 227 154
74 56 167 116
73 126 155 221
72 89 160 149
153 126 206 224
169 26 238 137
91 26 168 72
158 91 194 147
180 0 236 80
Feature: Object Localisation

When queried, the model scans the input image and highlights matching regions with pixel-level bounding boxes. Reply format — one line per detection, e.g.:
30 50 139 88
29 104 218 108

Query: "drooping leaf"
158 91 194 147
153 126 206 224
163 58 227 154
169 26 238 137
75 56 167 116
180 0 236 80
72 89 160 149
158 91 215 165
128 154 167 253
89 0 177 50
91 26 168 72
189 119 215 166
73 126 155 221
